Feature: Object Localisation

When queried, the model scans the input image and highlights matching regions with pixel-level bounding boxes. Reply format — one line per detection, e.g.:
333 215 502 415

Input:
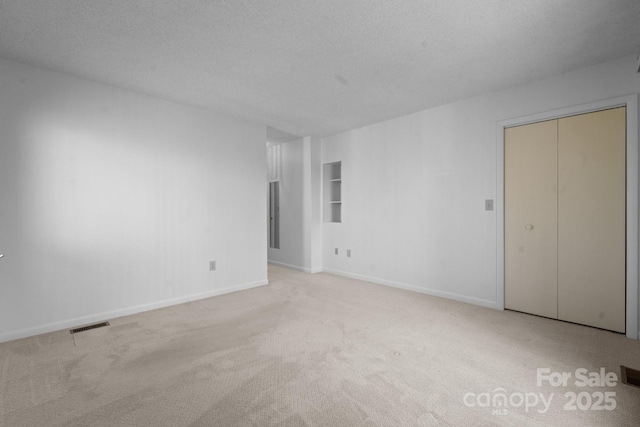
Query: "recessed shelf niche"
323 161 342 223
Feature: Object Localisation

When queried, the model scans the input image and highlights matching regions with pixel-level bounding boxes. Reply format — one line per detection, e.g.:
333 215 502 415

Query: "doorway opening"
269 181 280 249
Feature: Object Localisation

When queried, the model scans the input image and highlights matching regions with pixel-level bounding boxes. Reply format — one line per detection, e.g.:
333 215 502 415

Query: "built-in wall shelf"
323 161 342 223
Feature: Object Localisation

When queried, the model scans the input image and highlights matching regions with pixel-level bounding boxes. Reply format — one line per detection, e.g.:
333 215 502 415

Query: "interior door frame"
496 94 639 340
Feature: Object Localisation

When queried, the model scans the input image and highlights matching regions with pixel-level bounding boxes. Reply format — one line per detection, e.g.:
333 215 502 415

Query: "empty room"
1 1 640 426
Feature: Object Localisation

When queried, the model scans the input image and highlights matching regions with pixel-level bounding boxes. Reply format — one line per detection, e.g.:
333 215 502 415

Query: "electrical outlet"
485 199 494 211
209 260 216 271
347 249 351 257
334 248 339 255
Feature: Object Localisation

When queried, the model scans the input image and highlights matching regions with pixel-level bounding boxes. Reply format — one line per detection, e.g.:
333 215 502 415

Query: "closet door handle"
525 224 534 230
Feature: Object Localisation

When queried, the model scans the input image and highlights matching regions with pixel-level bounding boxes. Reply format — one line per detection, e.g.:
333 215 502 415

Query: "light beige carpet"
1 265 639 426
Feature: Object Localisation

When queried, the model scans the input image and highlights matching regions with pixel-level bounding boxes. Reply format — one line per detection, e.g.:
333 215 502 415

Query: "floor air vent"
621 366 640 388
70 321 110 334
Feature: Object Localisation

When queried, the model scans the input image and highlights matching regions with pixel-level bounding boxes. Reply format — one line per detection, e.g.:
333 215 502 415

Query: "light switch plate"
485 199 494 211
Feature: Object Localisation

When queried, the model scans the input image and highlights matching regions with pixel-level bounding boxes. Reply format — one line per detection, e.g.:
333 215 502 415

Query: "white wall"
307 136 323 273
322 54 640 317
0 57 268 342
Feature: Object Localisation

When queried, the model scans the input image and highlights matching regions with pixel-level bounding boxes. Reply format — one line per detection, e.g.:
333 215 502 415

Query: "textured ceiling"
0 1 639 138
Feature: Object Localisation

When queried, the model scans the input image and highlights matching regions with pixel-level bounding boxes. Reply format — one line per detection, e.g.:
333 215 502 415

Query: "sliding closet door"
505 120 558 319
557 107 626 333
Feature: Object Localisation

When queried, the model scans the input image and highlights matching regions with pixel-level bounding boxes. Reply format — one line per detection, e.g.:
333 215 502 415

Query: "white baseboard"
0 279 268 344
268 260 315 274
322 268 497 309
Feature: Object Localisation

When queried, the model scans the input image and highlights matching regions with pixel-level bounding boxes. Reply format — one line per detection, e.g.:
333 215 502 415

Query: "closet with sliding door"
504 107 626 333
